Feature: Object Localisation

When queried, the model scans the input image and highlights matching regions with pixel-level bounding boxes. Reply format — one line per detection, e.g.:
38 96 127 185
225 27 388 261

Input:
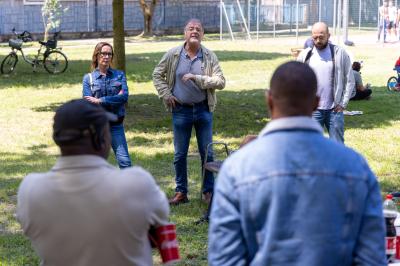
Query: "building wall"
0 0 380 37
0 0 221 35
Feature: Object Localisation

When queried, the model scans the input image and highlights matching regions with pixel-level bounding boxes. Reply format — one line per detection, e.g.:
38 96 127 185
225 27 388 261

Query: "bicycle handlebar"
10 28 62 45
11 28 32 42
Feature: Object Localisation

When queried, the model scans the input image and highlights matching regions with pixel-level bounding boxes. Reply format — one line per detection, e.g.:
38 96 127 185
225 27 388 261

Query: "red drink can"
155 224 180 265
396 226 400 260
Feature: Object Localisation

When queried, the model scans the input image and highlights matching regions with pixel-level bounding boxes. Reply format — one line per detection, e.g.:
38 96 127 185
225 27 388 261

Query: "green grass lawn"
1 33 400 265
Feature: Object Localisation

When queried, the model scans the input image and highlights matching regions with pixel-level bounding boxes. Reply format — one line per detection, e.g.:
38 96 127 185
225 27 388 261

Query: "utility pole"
333 0 337 35
342 0 354 45
343 0 349 42
337 0 342 44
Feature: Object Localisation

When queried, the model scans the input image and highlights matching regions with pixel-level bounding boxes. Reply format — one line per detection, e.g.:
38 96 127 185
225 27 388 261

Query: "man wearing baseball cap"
17 99 169 266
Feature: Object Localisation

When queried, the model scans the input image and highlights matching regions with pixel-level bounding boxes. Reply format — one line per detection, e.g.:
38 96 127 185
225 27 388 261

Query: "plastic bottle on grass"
395 213 400 261
384 194 397 263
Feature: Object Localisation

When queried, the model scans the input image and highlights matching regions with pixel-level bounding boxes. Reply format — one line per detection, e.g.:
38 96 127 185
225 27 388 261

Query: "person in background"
208 61 386 266
83 42 132 168
153 19 225 205
297 22 355 143
17 99 169 266
378 1 389 43
303 37 314 49
350 61 372 101
394 56 400 71
388 1 398 41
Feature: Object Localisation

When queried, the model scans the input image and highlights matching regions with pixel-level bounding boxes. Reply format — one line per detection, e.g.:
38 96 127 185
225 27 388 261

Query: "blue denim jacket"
209 117 386 266
82 68 129 117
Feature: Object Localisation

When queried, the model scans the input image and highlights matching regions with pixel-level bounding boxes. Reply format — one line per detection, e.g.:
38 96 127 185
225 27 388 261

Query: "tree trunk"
42 15 51 41
112 0 126 72
139 0 158 36
44 24 51 42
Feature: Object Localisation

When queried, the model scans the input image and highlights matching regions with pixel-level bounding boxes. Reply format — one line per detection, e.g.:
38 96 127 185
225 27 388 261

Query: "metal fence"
0 1 221 36
0 0 392 41
220 0 383 41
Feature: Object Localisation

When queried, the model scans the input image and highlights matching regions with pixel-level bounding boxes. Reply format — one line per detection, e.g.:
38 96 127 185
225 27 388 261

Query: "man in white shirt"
297 22 354 143
388 1 398 41
17 99 170 266
377 1 389 42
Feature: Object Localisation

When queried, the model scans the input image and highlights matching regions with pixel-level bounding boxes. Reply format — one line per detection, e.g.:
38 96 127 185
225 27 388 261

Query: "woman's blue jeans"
172 102 214 194
110 123 132 168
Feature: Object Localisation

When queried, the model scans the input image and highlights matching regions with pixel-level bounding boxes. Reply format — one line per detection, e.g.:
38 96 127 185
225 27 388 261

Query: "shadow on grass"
30 88 268 139
32 102 64 112
123 89 268 139
129 87 400 134
31 86 400 137
0 49 288 88
0 59 87 89
0 152 56 179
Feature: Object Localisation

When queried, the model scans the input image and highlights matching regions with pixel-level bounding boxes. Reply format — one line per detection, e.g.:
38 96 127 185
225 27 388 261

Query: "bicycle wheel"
43 51 68 74
1 53 18 74
387 76 398 91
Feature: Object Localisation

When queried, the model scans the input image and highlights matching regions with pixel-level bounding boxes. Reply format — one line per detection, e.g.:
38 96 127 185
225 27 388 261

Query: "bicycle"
1 29 68 75
387 67 400 91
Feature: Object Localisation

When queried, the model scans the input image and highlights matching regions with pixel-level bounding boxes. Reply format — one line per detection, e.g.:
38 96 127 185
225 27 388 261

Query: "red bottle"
384 194 397 263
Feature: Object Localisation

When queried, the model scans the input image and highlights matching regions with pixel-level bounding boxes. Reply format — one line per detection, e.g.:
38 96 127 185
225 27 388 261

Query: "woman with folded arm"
82 42 132 168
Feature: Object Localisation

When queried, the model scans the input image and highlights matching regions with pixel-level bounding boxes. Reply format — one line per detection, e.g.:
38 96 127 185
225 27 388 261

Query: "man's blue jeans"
312 109 344 143
172 102 214 194
110 123 132 168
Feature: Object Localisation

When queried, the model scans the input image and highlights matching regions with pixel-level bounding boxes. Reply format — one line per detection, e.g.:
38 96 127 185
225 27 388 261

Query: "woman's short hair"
91 42 114 70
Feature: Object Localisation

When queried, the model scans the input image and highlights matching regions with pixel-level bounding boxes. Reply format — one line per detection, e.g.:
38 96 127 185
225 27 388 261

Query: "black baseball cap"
53 99 117 144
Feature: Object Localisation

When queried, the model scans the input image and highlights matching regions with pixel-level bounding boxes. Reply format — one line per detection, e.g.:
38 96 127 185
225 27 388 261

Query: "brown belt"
179 100 207 107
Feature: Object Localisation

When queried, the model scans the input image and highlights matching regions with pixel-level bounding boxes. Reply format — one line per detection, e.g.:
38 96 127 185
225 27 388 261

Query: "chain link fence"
0 0 394 42
220 0 383 40
0 0 220 36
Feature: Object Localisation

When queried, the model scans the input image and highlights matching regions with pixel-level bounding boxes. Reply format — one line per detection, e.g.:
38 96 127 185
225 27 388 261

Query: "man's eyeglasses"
312 35 327 41
186 26 202 32
99 52 113 58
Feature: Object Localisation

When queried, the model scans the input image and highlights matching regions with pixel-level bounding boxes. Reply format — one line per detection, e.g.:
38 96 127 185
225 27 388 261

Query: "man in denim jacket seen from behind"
208 61 385 266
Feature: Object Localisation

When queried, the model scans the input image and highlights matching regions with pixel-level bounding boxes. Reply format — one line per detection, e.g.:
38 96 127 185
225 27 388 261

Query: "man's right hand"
166 95 179 108
333 105 345 113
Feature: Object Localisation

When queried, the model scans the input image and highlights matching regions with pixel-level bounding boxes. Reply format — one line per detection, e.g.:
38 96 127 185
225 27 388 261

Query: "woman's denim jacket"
82 68 129 118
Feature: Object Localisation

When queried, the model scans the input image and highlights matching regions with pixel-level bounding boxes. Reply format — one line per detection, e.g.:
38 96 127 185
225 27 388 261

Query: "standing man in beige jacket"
153 18 225 205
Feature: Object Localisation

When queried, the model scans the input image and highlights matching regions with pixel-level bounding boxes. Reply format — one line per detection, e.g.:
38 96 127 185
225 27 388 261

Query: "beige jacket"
153 44 225 112
17 155 169 266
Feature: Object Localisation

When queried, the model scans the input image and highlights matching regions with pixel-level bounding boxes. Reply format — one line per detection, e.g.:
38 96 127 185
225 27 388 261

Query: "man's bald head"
312 22 329 34
311 22 330 49
268 61 319 118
